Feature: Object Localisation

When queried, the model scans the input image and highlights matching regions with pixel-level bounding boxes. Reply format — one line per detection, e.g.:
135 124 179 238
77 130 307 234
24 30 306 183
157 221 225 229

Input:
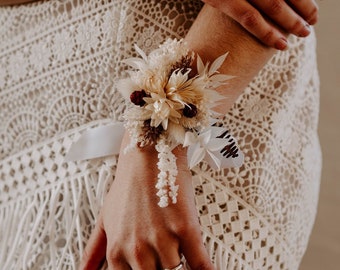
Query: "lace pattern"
0 0 321 269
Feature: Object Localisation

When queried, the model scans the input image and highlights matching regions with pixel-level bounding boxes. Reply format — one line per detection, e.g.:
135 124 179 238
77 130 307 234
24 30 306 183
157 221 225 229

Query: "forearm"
185 4 276 113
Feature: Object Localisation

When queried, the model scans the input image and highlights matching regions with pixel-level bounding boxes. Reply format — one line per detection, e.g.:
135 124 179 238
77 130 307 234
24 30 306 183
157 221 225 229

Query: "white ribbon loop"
185 126 244 170
65 122 125 162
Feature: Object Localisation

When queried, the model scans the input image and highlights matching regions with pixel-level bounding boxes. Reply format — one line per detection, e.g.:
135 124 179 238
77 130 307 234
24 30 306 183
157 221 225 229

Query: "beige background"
300 0 340 269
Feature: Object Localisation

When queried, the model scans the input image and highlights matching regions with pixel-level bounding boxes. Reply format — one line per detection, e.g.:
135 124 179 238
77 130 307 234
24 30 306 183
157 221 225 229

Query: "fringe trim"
0 157 116 269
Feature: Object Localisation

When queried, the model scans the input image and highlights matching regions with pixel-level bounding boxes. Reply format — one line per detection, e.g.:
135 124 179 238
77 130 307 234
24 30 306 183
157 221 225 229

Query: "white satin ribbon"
65 122 244 170
65 122 125 162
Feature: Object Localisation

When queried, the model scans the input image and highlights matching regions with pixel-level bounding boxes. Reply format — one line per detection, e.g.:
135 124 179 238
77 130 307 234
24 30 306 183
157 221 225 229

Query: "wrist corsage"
117 39 243 207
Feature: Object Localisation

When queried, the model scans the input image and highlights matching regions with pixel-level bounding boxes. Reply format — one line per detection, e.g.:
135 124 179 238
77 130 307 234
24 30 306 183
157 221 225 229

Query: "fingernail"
299 23 311 37
308 8 319 25
308 14 319 25
275 38 288 50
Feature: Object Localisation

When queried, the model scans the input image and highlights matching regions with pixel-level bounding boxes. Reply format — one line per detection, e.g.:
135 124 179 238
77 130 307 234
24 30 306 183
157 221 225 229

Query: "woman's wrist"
184 5 275 114
118 131 189 195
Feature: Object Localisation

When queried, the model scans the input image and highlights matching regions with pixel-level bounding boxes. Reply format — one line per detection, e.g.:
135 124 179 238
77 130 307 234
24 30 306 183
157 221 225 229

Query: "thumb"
79 215 107 270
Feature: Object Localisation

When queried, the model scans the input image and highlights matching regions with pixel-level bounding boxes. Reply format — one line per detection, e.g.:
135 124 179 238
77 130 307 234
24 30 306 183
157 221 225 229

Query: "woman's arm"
185 4 275 114
81 4 310 270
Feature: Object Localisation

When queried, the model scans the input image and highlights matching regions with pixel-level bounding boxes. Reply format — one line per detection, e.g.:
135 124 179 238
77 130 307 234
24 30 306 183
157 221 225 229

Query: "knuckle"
173 221 188 236
267 0 284 15
261 30 276 44
289 19 304 33
150 230 168 248
106 245 122 264
240 10 260 29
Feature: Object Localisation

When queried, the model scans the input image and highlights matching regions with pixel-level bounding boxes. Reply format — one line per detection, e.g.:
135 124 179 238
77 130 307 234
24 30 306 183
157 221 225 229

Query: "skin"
202 0 319 49
81 135 205 269
81 3 319 270
0 0 319 269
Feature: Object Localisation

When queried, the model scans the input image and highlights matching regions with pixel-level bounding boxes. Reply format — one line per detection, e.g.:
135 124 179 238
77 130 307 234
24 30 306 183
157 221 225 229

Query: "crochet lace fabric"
0 0 321 269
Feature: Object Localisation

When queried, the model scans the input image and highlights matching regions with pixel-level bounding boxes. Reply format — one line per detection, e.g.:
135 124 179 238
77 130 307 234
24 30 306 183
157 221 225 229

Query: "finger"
158 246 182 270
249 0 311 37
203 0 289 50
287 0 319 25
106 245 131 270
107 259 130 270
79 216 107 270
125 243 158 270
180 226 214 270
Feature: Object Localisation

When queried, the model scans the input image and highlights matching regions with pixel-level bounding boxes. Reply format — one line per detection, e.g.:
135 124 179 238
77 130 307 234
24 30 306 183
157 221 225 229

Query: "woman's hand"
80 133 214 270
202 0 319 50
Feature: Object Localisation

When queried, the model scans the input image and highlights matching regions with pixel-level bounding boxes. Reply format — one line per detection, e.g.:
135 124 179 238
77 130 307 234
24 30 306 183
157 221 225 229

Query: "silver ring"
164 262 184 270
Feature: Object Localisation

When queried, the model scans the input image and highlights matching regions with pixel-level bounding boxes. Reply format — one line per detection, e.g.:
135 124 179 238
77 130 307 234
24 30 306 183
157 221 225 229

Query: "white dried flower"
118 39 233 207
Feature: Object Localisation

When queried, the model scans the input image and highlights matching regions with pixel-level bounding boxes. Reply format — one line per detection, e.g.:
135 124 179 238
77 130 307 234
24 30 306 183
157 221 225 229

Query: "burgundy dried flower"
183 104 197 118
130 90 148 106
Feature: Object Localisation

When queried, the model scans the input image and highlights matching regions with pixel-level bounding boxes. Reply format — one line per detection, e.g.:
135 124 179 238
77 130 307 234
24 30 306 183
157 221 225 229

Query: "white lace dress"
0 0 321 269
